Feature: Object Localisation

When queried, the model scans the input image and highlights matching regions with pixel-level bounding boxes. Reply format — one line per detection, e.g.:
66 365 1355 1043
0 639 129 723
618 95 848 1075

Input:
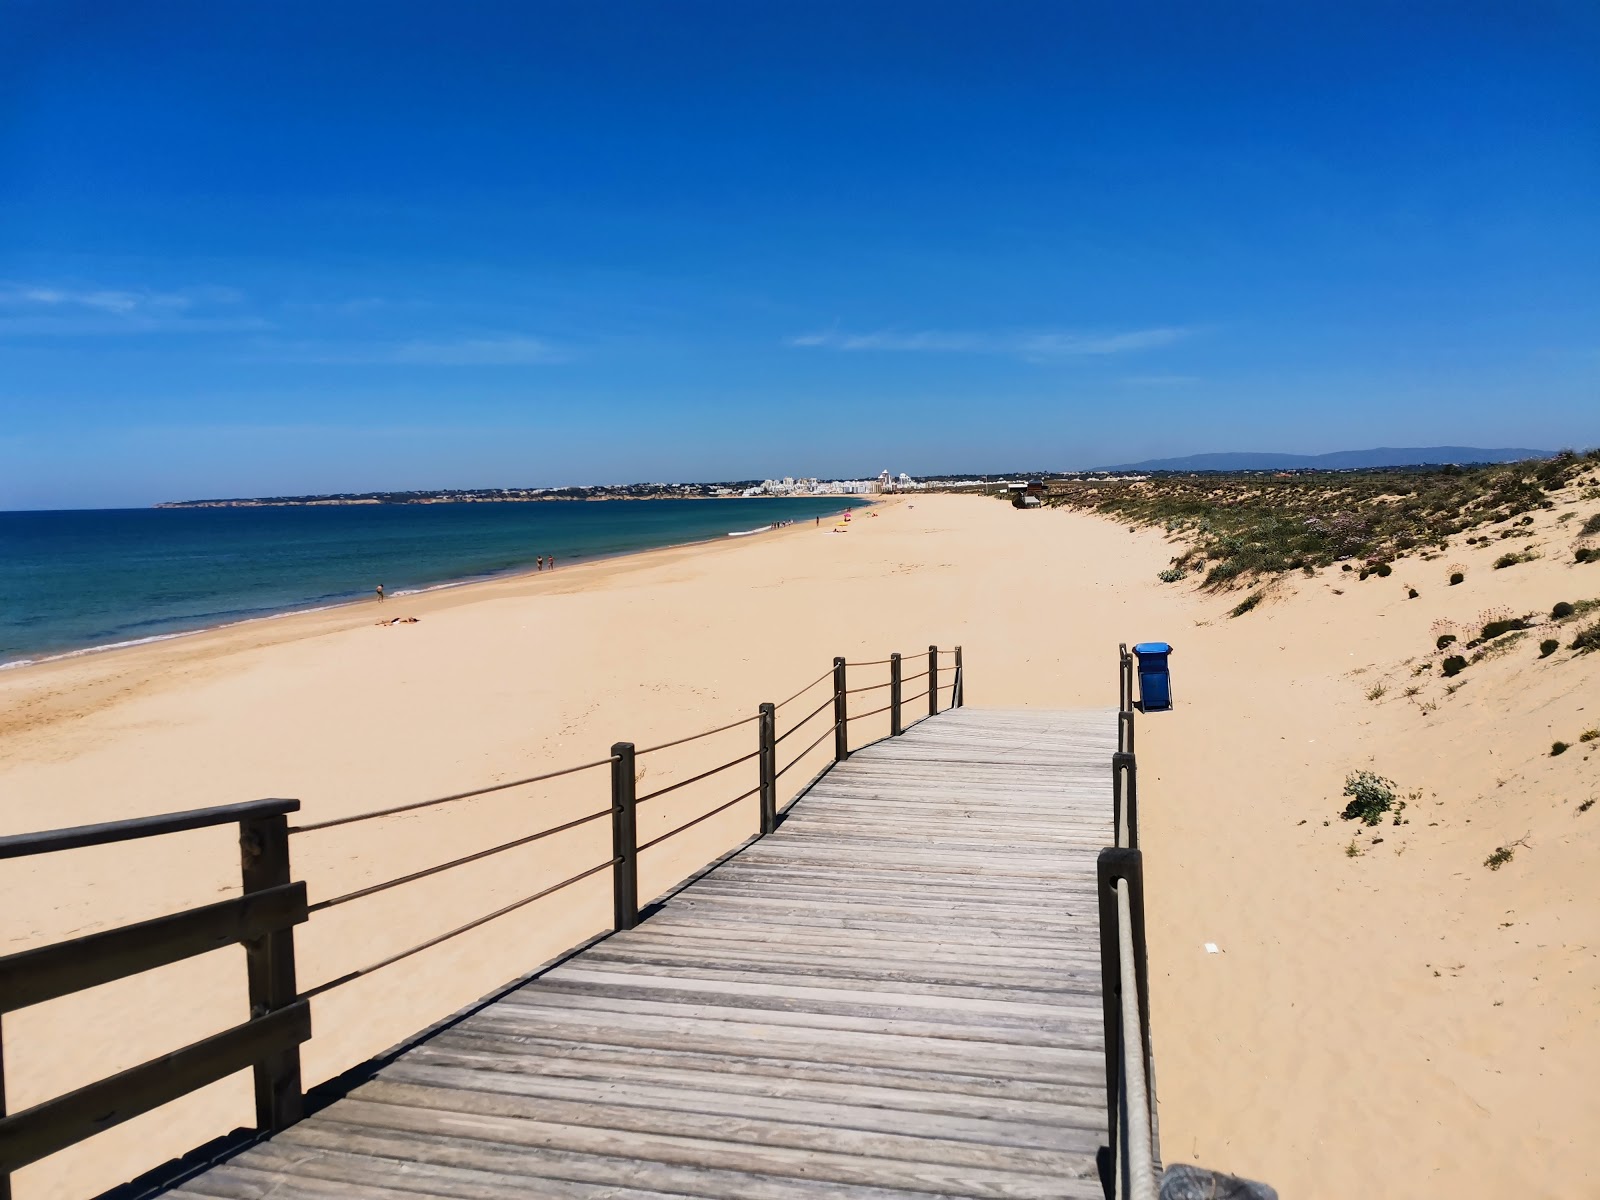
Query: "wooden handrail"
0 798 299 859
0 1002 311 1175
0 883 307 1014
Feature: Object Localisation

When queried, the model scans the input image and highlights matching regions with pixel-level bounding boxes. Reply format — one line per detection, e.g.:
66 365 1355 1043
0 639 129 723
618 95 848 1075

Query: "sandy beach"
2 492 1597 1199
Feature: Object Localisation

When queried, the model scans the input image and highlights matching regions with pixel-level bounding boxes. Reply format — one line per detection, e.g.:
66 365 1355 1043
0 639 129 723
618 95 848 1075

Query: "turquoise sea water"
0 498 860 666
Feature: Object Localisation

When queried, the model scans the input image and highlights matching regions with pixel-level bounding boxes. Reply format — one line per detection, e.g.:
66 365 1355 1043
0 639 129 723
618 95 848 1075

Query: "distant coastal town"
155 470 996 507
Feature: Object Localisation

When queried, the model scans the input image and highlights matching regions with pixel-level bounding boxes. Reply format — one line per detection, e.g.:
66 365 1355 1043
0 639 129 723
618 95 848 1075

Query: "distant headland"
1096 446 1555 472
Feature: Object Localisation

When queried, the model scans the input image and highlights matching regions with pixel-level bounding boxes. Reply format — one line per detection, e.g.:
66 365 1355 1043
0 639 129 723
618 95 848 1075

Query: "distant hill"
1098 446 1554 473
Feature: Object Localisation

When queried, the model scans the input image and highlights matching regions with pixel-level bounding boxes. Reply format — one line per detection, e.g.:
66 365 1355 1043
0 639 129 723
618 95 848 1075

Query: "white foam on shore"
0 600 361 671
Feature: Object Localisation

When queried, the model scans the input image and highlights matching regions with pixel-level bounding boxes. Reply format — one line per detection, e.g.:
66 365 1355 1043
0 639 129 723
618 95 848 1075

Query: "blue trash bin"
1133 642 1173 711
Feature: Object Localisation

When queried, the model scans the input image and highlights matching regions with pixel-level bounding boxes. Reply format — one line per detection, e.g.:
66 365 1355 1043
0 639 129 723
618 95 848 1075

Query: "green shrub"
1449 572 1465 585
1552 601 1574 619
1374 562 1393 577
1552 741 1569 756
1230 591 1264 617
1494 552 1521 569
1341 771 1396 825
1540 638 1560 658
1572 623 1600 654
1157 567 1185 583
1481 617 1528 640
1472 630 1526 662
1485 846 1514 870
1441 655 1468 677
1436 634 1457 650
1581 512 1600 536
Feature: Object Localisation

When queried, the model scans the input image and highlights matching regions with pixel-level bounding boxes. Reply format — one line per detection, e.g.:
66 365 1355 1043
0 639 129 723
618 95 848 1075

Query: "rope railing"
777 724 836 779
849 702 895 721
774 695 833 744
844 679 891 696
635 710 762 757
0 640 964 1192
637 784 761 854
635 749 759 805
288 756 617 834
774 667 833 709
306 806 614 914
302 858 619 999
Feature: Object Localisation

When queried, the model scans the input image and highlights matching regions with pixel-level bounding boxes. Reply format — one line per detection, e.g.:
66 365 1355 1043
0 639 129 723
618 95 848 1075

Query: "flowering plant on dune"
1340 771 1397 825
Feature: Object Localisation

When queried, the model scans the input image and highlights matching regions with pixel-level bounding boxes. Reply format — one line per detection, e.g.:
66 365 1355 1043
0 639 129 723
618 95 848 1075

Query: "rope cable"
308 807 613 913
774 668 833 709
774 696 833 745
776 725 835 778
290 756 617 834
637 785 760 853
301 858 618 997
635 711 761 757
635 749 759 805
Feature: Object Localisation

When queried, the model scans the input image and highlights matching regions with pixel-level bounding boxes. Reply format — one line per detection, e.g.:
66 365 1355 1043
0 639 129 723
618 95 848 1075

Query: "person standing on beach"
375 584 385 602
536 557 544 571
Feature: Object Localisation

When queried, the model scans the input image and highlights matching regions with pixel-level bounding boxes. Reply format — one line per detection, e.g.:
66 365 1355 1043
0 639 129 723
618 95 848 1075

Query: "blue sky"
2 1 1597 508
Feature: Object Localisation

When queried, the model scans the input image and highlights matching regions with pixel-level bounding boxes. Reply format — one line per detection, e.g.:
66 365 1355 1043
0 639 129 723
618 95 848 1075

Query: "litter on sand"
1204 942 1220 954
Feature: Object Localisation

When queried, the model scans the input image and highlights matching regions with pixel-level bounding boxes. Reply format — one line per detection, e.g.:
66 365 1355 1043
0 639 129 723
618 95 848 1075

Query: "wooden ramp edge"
165 707 1117 1200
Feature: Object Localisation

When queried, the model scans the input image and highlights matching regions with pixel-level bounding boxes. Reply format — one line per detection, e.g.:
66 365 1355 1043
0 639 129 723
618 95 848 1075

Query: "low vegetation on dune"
1044 451 1600 590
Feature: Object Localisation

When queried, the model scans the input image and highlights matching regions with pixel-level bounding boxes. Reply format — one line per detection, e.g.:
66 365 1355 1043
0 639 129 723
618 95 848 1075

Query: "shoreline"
0 499 866 673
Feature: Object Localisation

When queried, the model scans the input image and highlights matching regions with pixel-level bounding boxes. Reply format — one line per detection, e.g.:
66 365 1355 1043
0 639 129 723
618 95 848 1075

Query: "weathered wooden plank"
324 1090 1090 1198
275 1120 1084 1200
429 1028 1105 1106
404 1039 1107 1123
377 1060 1091 1151
463 1006 1106 1070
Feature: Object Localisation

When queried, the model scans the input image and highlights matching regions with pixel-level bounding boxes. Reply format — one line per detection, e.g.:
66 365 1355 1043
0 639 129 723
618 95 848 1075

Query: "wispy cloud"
277 335 567 366
0 282 254 335
787 326 1193 358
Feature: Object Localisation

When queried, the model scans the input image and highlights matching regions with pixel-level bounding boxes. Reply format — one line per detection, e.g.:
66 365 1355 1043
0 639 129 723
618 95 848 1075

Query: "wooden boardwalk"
167 707 1117 1200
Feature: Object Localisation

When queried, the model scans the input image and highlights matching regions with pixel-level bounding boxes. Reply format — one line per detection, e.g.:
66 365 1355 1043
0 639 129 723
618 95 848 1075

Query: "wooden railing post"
1 1012 10 1200
889 654 903 736
611 743 639 930
758 703 777 834
832 657 849 762
954 645 963 707
928 645 939 716
1112 751 1138 850
238 811 304 1132
1119 708 1135 756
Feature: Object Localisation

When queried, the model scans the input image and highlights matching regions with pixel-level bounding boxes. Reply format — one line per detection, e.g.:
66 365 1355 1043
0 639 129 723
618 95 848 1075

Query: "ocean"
0 497 861 667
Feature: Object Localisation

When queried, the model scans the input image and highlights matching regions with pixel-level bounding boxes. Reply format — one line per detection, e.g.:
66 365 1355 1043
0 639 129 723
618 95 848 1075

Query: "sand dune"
1 492 1596 1199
